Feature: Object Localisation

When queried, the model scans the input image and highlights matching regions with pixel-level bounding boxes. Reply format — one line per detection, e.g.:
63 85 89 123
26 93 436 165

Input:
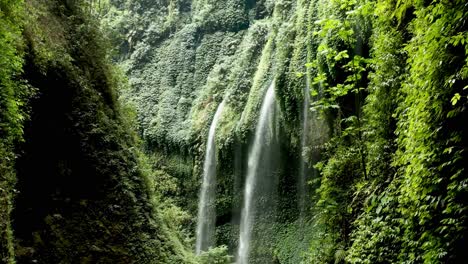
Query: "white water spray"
237 83 277 264
196 99 226 255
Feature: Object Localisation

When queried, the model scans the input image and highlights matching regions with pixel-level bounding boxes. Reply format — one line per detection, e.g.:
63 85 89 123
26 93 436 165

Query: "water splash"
196 99 226 255
237 83 277 264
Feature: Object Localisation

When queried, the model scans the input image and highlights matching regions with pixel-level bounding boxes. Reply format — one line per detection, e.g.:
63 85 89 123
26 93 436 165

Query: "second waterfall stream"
196 99 226 255
237 83 279 264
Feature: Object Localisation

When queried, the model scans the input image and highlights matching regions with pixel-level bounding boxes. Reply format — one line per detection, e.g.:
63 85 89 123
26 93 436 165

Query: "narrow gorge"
0 0 467 263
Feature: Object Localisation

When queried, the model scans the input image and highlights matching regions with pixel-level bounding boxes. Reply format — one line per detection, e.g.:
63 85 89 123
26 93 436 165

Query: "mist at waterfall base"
237 83 280 264
196 100 226 255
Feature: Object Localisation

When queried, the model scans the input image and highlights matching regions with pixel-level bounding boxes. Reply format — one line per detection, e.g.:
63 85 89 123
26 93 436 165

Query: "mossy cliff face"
1 0 192 263
106 0 468 263
102 1 332 263
109 0 314 149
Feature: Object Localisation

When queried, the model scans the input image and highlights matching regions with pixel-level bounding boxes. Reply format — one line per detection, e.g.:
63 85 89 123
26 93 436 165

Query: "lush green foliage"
2 0 464 263
100 0 468 263
307 0 468 263
1 0 203 263
196 245 232 264
0 0 29 262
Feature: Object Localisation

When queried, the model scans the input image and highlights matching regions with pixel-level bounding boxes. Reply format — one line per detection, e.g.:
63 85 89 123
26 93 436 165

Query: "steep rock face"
103 1 330 263
114 0 273 149
1 1 189 263
106 0 468 263
104 0 328 161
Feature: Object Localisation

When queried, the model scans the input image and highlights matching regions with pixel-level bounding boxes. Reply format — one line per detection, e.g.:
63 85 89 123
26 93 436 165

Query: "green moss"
235 21 275 139
0 0 28 262
99 0 468 263
0 0 196 263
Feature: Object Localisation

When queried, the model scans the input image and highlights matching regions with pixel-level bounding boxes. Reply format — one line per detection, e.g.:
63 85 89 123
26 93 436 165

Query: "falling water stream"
196 99 226 255
299 77 311 219
237 83 277 264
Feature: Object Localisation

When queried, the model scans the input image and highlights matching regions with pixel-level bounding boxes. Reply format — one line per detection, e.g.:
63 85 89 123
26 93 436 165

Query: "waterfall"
298 77 311 218
237 83 277 264
196 99 226 255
